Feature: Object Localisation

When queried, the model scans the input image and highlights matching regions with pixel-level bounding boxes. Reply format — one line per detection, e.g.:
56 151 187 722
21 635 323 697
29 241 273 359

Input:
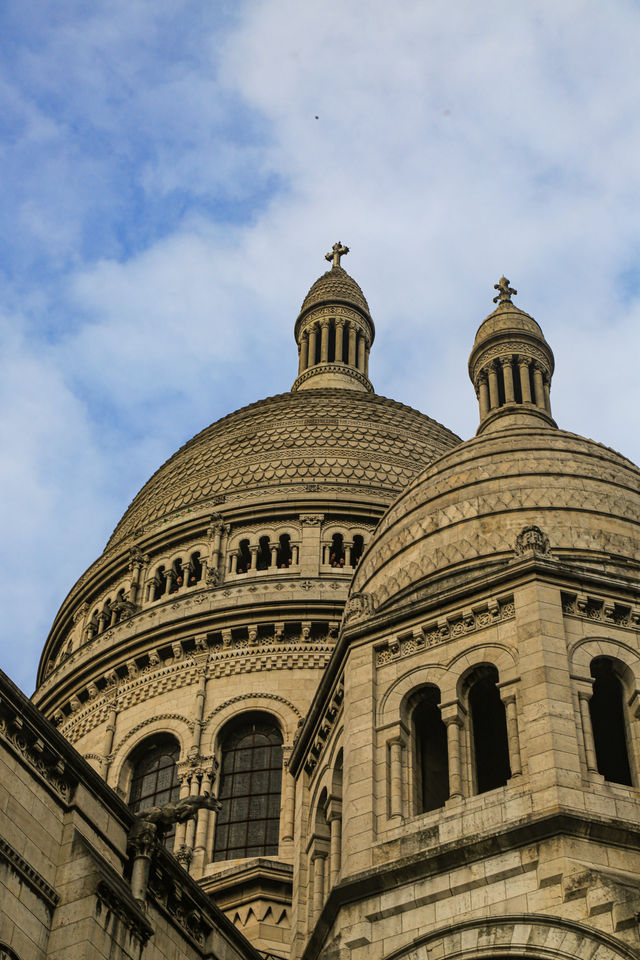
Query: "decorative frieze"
561 590 640 629
375 597 515 667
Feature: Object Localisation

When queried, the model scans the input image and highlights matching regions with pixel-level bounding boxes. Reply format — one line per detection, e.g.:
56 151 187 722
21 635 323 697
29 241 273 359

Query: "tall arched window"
213 714 283 862
128 735 180 847
589 658 633 785
468 666 511 794
412 687 449 812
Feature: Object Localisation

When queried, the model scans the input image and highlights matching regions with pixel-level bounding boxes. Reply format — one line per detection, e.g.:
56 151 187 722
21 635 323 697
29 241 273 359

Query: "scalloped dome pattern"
107 390 461 548
472 302 545 350
299 267 370 317
352 425 640 613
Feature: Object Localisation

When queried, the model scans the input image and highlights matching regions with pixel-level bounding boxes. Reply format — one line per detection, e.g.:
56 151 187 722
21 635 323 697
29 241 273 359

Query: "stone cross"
493 276 517 304
325 242 349 268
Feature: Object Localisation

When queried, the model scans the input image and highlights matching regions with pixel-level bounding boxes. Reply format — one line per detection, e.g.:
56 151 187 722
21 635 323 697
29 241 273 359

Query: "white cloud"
4 0 640 689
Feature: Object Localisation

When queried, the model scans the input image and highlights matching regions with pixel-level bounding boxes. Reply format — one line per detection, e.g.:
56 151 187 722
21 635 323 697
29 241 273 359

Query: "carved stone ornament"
206 566 220 587
300 513 324 525
514 524 551 558
343 591 374 623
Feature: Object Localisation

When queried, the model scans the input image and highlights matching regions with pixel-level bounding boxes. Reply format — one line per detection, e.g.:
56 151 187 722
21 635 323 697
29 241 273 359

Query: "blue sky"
3 0 640 692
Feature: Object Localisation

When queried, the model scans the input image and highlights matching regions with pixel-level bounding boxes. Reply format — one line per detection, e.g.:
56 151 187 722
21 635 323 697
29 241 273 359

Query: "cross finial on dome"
325 242 349 268
493 276 517 304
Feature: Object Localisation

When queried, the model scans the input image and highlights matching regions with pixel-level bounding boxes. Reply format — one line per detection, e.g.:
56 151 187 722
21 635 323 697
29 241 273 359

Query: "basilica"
2 246 640 960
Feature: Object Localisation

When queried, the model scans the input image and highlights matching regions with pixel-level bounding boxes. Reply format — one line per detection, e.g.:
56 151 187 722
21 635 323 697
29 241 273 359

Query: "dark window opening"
214 715 283 862
314 330 321 365
129 736 180 848
237 539 251 574
277 534 292 568
469 666 511 793
154 566 166 599
256 535 271 571
589 658 633 786
328 321 336 362
351 535 364 567
168 558 183 594
496 364 506 407
414 688 449 812
342 328 349 363
513 358 523 403
330 533 345 568
187 551 202 585
528 366 536 402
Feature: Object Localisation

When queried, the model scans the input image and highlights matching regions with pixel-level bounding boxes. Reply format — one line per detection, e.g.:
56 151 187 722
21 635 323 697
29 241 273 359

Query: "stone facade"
3 252 640 960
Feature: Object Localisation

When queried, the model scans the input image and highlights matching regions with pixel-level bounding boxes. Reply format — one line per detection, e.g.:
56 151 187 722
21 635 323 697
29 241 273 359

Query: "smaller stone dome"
471 300 546 353
299 266 371 319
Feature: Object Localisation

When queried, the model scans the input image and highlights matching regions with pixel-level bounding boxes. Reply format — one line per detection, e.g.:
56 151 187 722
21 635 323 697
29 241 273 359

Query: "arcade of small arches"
297 315 371 378
474 354 551 421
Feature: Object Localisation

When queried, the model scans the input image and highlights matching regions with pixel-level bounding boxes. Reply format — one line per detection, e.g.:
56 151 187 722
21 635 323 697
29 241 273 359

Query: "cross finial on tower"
325 242 349 268
493 276 517 304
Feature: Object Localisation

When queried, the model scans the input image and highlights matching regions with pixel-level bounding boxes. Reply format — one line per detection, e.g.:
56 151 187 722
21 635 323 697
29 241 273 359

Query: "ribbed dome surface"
107 389 460 549
299 267 370 317
352 424 640 613
472 301 545 350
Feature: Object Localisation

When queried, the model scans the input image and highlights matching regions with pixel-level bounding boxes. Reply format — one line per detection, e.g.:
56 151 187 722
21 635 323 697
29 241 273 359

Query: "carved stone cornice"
0 693 76 802
302 678 344 776
292 363 373 393
0 835 59 911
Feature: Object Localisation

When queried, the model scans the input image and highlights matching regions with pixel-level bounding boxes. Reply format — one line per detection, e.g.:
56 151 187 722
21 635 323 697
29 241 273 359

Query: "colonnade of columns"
229 541 300 574
307 799 342 928
387 691 522 819
476 355 551 420
298 318 370 376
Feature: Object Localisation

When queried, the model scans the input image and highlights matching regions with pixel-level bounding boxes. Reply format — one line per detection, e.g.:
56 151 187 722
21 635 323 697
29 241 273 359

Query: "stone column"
487 362 499 409
192 765 214 876
230 552 238 574
344 542 353 567
477 373 490 420
312 851 326 920
282 752 295 841
128 553 144 606
327 800 342 886
300 331 309 371
335 319 345 363
503 693 522 776
308 324 317 368
532 363 545 409
579 690 599 773
249 544 258 571
357 332 366 372
348 323 357 366
388 738 403 819
501 357 515 403
364 339 370 376
518 358 532 402
543 376 551 414
101 699 118 780
292 543 300 565
174 770 192 850
184 773 199 850
442 711 463 800
320 319 330 363
270 543 278 567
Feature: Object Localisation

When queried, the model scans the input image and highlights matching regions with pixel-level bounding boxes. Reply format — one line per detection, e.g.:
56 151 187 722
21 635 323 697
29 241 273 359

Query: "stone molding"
96 880 153 948
0 835 60 911
302 678 344 777
0 692 75 801
374 597 516 667
292 364 373 393
469 336 553 382
383 915 640 960
202 692 303 730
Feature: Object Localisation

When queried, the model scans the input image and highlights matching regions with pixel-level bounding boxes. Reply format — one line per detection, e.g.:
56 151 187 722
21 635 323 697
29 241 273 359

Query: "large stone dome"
351 423 640 615
107 388 460 549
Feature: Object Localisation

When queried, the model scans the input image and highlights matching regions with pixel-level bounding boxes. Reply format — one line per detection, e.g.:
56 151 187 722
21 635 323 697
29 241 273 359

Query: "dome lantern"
468 278 556 434
292 243 375 393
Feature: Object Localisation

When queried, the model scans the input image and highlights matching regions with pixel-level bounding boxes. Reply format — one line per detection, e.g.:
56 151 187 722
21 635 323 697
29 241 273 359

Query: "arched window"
468 666 511 794
187 551 202 585
329 533 345 568
256 535 271 571
351 535 364 567
214 714 283 862
128 735 180 847
589 658 632 785
277 533 292 568
237 539 251 574
412 687 449 812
